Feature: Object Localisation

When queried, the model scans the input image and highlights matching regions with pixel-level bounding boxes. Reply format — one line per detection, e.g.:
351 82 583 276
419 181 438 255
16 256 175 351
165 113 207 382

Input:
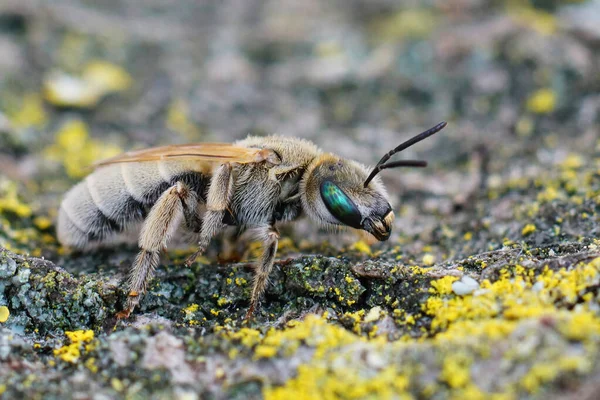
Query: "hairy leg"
246 224 279 319
117 182 197 319
185 163 233 266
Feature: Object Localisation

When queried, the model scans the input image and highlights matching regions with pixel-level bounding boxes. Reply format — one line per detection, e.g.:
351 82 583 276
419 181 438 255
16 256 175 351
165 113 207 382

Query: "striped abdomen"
57 160 210 248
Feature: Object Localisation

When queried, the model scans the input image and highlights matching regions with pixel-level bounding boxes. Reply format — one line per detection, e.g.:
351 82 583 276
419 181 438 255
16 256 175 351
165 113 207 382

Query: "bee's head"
300 122 447 241
300 155 394 241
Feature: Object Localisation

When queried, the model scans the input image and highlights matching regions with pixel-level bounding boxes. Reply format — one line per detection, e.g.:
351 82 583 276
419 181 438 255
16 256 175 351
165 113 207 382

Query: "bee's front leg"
117 182 196 319
268 165 298 181
185 163 233 266
246 224 280 320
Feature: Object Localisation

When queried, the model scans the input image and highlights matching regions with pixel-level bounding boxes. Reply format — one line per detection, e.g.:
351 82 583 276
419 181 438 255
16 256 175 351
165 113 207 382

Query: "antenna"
363 121 447 187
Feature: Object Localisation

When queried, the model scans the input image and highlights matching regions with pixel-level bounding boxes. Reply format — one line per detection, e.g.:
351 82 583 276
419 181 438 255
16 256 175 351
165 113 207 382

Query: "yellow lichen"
33 216 52 230
277 237 298 253
234 267 600 400
44 119 122 178
424 258 600 336
371 9 438 41
183 303 199 315
227 327 263 348
422 253 436 266
521 224 536 236
557 311 600 341
349 240 372 255
166 99 201 140
0 180 32 218
441 353 472 388
429 276 459 295
0 306 9 323
509 7 557 35
526 89 556 114
536 186 561 203
85 357 98 373
409 265 430 275
560 154 583 170
235 277 247 286
82 61 132 93
7 93 48 129
254 344 278 360
265 364 411 400
44 61 131 108
111 378 125 392
520 363 559 393
53 330 95 363
436 319 517 342
363 306 382 323
217 297 229 306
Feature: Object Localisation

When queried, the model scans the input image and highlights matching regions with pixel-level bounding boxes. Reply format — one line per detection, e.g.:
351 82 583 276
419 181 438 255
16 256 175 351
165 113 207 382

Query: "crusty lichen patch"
424 259 600 336
0 306 9 323
43 61 132 108
234 258 597 398
44 120 122 178
0 179 57 256
53 330 95 363
252 309 598 399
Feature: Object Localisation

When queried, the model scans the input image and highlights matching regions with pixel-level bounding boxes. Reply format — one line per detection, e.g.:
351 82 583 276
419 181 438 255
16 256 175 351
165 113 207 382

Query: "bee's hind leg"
117 181 198 319
246 224 280 320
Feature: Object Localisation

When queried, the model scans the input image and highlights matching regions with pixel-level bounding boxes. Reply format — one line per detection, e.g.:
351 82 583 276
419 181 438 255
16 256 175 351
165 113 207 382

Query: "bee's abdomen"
57 161 209 248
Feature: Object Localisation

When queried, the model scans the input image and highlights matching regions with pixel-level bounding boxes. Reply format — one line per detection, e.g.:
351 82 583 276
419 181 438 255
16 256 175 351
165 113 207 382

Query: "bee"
57 122 447 319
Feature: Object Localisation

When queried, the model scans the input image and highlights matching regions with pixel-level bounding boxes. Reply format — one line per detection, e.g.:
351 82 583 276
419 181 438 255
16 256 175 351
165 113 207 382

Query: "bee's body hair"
58 163 209 248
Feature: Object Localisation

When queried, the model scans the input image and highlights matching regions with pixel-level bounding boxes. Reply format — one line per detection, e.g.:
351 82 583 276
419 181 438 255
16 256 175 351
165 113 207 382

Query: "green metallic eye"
320 181 362 229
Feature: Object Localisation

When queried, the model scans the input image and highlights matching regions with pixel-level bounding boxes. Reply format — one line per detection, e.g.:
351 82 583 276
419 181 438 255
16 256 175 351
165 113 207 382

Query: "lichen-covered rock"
1 243 599 398
0 251 118 335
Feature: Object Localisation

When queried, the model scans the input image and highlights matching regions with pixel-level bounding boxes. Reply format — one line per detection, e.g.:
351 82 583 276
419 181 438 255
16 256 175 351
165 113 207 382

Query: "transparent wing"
94 143 280 168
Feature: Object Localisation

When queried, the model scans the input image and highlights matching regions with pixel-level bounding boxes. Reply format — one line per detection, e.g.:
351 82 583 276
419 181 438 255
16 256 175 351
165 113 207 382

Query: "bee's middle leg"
246 224 279 319
185 163 233 266
117 181 197 319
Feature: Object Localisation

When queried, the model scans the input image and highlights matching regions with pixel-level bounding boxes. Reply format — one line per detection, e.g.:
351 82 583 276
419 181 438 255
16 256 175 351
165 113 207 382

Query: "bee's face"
301 155 395 241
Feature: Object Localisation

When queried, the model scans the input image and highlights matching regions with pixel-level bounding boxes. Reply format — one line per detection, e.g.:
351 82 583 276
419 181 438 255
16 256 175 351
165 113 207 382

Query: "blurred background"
0 0 598 256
